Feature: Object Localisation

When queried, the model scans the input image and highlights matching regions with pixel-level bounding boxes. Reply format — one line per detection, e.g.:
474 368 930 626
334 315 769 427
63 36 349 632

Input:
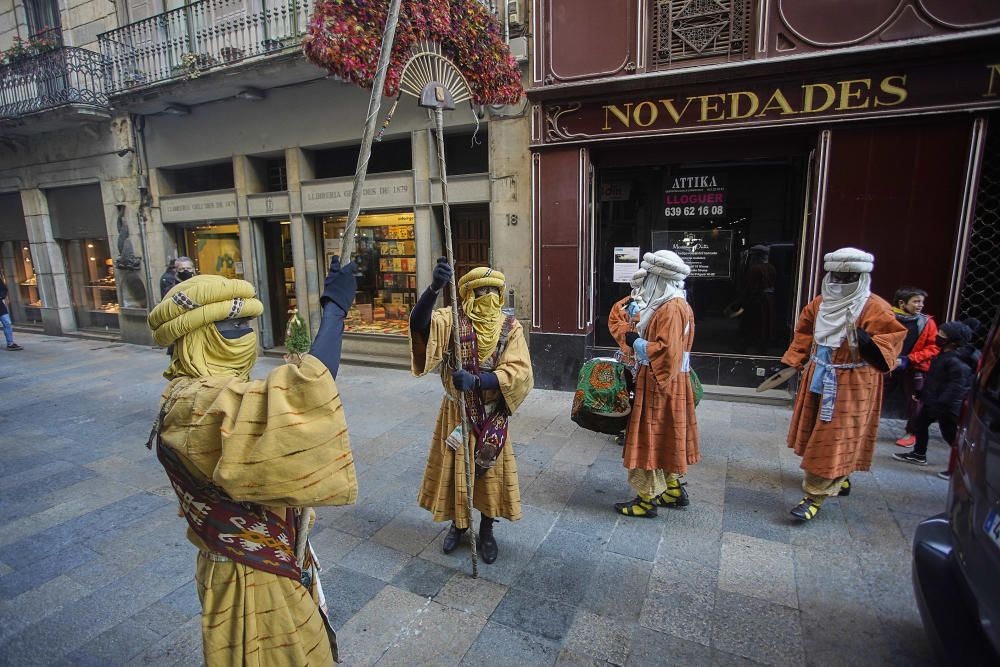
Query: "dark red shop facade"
526 2 1000 391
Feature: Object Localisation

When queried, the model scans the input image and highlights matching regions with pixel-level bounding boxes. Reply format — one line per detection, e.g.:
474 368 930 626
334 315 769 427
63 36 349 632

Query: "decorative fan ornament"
303 0 522 105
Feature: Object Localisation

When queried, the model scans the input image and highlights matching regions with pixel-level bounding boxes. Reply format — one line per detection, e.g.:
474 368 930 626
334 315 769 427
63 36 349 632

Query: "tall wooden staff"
296 0 403 570
336 0 403 262
403 44 478 577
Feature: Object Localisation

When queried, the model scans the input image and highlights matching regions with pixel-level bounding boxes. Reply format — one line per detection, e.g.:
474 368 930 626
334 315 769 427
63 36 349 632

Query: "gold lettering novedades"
599 75 909 131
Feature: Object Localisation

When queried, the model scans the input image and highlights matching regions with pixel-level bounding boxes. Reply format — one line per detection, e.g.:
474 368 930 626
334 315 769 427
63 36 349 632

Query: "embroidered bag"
571 358 633 435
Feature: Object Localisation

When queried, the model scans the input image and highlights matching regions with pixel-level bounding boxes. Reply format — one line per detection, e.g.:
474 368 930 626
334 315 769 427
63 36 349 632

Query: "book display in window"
321 212 417 336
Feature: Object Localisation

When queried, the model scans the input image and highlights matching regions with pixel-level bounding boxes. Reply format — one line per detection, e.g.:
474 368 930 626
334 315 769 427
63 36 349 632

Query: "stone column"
286 147 321 336
19 188 76 335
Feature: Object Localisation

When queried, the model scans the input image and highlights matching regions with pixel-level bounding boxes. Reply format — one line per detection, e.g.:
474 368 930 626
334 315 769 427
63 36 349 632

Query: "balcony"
98 0 312 96
0 46 110 133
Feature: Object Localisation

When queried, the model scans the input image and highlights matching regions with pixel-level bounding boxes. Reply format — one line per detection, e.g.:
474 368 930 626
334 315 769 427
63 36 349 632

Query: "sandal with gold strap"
614 496 658 518
838 478 851 497
790 497 821 521
654 485 690 508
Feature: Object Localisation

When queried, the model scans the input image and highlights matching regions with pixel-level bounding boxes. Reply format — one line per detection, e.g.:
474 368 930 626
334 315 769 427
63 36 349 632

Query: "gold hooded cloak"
149 275 356 666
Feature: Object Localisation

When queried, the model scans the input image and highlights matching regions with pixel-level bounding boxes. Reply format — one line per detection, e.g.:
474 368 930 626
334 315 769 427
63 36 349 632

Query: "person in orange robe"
616 250 700 517
774 247 906 521
606 273 643 445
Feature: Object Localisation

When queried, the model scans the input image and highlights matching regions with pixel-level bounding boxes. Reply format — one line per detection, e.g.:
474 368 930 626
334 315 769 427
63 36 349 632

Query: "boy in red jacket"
888 286 939 446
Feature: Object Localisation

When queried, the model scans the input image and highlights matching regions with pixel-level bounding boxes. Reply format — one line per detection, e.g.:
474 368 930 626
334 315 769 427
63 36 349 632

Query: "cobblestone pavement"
0 332 945 666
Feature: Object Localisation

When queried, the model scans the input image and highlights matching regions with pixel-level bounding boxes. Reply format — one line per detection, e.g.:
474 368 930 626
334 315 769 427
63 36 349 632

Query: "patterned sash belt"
810 354 867 422
155 437 311 586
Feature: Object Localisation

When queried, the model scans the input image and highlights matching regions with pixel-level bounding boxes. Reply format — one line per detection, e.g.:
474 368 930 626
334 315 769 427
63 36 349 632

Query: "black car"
913 315 1000 663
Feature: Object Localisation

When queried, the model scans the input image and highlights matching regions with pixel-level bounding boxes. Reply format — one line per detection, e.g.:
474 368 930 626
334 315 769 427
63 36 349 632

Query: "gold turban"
457 267 505 301
457 267 506 362
148 275 265 380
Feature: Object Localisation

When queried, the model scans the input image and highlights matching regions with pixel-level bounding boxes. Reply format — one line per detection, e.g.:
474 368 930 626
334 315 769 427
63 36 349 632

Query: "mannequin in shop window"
772 248 905 521
145 255 357 665
409 259 533 564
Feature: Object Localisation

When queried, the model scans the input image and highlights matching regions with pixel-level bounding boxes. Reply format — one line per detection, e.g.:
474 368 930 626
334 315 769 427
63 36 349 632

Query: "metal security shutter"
0 193 27 242
47 184 107 240
960 124 1000 346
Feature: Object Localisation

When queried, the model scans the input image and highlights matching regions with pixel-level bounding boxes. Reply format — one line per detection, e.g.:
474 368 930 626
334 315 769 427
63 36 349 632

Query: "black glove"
452 369 476 392
856 327 890 372
432 257 453 292
320 256 357 313
625 332 640 348
767 362 791 377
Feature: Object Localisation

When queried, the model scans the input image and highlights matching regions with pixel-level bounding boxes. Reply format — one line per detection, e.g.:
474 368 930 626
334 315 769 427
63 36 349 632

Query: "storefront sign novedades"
654 230 732 279
601 76 909 131
664 174 726 218
542 61 1000 141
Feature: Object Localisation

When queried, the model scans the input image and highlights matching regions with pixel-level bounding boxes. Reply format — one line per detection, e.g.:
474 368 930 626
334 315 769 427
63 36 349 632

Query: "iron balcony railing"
99 0 512 94
98 0 311 94
0 46 109 120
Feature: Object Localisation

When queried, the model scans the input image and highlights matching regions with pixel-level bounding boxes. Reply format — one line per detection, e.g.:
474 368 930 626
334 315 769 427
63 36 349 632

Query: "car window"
980 322 1000 402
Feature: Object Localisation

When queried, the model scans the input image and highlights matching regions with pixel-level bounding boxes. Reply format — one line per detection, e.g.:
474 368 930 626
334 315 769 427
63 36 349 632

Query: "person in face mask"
617 250 700 518
893 319 981 467
174 256 196 282
409 259 534 564
146 258 358 665
604 272 645 445
772 247 906 522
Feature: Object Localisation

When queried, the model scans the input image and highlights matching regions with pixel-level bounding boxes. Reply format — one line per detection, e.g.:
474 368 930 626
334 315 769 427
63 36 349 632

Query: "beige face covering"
462 290 503 362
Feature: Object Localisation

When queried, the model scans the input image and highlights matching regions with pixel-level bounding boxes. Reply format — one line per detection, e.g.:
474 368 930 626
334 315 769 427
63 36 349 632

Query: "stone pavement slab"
0 333 944 665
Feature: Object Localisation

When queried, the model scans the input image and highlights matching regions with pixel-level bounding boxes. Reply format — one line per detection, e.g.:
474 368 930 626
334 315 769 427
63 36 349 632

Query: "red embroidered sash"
152 436 309 584
456 311 516 476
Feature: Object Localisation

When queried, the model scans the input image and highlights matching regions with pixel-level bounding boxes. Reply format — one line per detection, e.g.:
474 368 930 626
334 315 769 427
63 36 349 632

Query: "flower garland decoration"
302 0 522 105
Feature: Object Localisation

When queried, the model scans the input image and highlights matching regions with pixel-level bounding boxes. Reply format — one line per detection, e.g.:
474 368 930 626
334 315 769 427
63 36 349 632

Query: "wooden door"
451 206 491 282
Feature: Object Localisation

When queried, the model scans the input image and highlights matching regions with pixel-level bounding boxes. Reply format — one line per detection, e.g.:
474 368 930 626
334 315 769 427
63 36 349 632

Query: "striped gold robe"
410 307 533 529
158 354 356 666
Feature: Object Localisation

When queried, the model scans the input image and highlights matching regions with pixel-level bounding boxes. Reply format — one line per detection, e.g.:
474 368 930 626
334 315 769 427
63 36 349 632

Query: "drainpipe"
131 114 156 305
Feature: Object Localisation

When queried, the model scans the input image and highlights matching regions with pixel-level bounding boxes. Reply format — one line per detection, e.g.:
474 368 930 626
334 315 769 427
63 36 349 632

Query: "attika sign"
541 60 1000 143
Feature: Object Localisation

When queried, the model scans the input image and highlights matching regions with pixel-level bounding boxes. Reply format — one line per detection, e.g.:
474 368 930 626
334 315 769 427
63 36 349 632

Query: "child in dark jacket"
888 286 938 446
892 320 980 466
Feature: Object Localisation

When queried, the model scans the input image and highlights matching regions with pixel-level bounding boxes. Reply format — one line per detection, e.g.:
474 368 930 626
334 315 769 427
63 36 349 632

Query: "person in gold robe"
616 250 699 517
147 256 358 666
409 259 533 564
773 248 906 521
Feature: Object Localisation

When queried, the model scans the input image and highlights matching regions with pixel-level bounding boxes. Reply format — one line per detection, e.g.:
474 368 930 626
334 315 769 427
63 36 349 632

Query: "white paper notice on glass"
613 247 641 283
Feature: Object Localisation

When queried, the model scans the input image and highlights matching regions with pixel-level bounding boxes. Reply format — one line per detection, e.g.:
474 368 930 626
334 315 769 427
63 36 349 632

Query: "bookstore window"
322 212 416 336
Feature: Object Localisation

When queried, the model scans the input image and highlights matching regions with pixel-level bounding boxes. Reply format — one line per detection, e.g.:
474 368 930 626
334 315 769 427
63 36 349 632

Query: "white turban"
823 247 874 274
632 250 690 336
816 247 874 348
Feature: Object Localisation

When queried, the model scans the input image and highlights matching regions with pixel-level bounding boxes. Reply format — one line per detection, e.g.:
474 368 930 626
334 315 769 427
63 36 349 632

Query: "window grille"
650 0 750 70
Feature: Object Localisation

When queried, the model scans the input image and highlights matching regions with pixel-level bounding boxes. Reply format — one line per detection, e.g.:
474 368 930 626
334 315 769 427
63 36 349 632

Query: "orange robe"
623 298 699 473
782 295 906 479
607 295 638 365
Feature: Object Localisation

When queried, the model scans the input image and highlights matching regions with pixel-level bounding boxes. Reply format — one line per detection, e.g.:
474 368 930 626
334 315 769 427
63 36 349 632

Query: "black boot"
442 523 466 554
479 516 498 564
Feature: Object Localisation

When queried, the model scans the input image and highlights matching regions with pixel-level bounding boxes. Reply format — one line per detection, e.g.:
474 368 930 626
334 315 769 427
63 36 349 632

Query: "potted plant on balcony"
219 46 244 63
172 52 218 79
122 69 148 87
29 27 60 54
3 38 33 65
